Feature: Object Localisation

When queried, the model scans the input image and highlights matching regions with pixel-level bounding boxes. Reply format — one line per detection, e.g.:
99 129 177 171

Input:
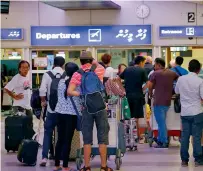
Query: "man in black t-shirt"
129 53 135 66
120 56 148 141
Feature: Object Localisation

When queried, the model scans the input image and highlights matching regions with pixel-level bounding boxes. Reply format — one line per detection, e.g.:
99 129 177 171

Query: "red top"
70 63 105 86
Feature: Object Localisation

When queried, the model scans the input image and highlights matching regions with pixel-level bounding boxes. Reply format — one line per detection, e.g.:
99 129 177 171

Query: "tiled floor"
1 117 203 171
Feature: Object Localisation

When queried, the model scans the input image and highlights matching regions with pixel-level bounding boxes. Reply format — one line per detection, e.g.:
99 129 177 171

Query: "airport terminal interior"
1 0 203 171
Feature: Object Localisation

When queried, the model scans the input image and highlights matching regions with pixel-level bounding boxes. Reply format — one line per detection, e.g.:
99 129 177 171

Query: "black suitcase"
17 107 44 166
17 138 39 166
5 115 34 152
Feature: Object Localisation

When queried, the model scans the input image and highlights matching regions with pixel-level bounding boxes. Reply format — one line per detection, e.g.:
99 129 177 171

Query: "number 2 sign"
188 12 195 23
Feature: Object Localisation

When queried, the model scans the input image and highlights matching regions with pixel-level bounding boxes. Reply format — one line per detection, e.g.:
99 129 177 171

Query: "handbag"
121 97 131 120
174 94 181 113
105 78 125 97
173 67 182 113
70 97 82 131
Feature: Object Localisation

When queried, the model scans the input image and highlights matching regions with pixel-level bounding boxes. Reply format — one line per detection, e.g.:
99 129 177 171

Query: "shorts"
127 98 144 119
81 109 110 145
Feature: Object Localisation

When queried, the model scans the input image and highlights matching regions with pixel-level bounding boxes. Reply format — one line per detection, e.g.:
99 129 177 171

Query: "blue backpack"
78 65 106 114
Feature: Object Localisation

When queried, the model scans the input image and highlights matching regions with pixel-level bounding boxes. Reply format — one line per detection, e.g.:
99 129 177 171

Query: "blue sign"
1 28 23 40
159 26 203 38
31 25 152 46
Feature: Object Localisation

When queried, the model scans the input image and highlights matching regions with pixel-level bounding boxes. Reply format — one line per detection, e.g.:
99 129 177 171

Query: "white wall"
197 3 203 45
1 1 203 48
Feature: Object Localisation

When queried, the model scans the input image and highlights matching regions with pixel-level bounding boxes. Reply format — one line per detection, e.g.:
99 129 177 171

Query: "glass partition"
1 48 24 111
31 49 86 88
1 48 23 77
31 50 86 71
97 48 152 69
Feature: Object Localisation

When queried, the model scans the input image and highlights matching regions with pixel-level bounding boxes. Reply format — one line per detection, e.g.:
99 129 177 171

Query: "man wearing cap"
68 51 113 171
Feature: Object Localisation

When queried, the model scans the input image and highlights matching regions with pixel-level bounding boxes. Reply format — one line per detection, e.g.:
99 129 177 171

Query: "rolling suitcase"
17 108 43 166
118 121 126 155
124 119 138 151
5 114 34 152
17 138 39 166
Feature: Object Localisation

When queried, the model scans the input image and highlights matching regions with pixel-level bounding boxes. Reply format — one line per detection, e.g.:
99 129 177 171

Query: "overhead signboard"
159 26 203 38
1 28 23 40
31 25 152 46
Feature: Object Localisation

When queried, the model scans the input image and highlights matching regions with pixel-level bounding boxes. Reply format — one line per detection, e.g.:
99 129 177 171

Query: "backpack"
47 71 66 111
31 89 41 109
30 89 42 119
78 65 106 114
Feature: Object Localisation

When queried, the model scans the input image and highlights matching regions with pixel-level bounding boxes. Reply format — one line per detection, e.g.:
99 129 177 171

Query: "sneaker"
153 138 162 146
40 158 47 167
154 143 169 149
181 161 188 167
195 161 203 167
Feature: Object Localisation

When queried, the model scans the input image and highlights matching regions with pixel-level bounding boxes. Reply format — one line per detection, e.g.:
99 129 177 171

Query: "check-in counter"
150 98 181 137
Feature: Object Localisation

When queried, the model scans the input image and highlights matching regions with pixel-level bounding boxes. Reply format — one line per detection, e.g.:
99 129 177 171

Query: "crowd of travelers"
4 51 203 170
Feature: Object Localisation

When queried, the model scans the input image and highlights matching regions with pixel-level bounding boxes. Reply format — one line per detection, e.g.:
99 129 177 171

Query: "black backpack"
30 89 43 119
31 89 41 109
47 71 66 111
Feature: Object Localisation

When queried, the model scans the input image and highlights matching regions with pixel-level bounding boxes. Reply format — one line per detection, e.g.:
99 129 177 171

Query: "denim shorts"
81 109 110 145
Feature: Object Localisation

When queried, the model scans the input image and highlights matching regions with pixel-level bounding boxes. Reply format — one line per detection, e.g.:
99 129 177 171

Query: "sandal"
80 166 91 171
100 166 114 171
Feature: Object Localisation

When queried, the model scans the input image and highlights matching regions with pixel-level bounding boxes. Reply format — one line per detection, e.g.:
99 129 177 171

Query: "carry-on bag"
5 109 34 152
69 130 80 160
17 138 39 166
105 78 126 97
17 108 43 166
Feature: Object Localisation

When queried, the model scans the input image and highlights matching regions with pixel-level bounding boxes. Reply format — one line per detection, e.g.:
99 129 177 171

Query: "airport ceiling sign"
1 28 23 40
31 25 152 46
159 26 203 38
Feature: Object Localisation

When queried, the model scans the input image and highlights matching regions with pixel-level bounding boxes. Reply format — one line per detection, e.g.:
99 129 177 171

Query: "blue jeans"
154 105 169 144
42 112 57 159
181 114 203 163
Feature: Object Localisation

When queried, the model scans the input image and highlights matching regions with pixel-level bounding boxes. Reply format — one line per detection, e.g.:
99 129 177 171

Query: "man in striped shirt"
68 51 113 171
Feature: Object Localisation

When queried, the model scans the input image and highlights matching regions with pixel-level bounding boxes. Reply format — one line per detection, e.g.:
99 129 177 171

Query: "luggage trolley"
75 97 124 170
148 98 182 147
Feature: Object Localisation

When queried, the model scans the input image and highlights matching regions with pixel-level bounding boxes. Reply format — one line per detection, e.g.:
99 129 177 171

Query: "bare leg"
99 144 107 168
84 144 92 168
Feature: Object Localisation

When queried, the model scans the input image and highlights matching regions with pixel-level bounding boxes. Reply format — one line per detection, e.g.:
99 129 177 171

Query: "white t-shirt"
5 74 31 109
104 67 114 79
